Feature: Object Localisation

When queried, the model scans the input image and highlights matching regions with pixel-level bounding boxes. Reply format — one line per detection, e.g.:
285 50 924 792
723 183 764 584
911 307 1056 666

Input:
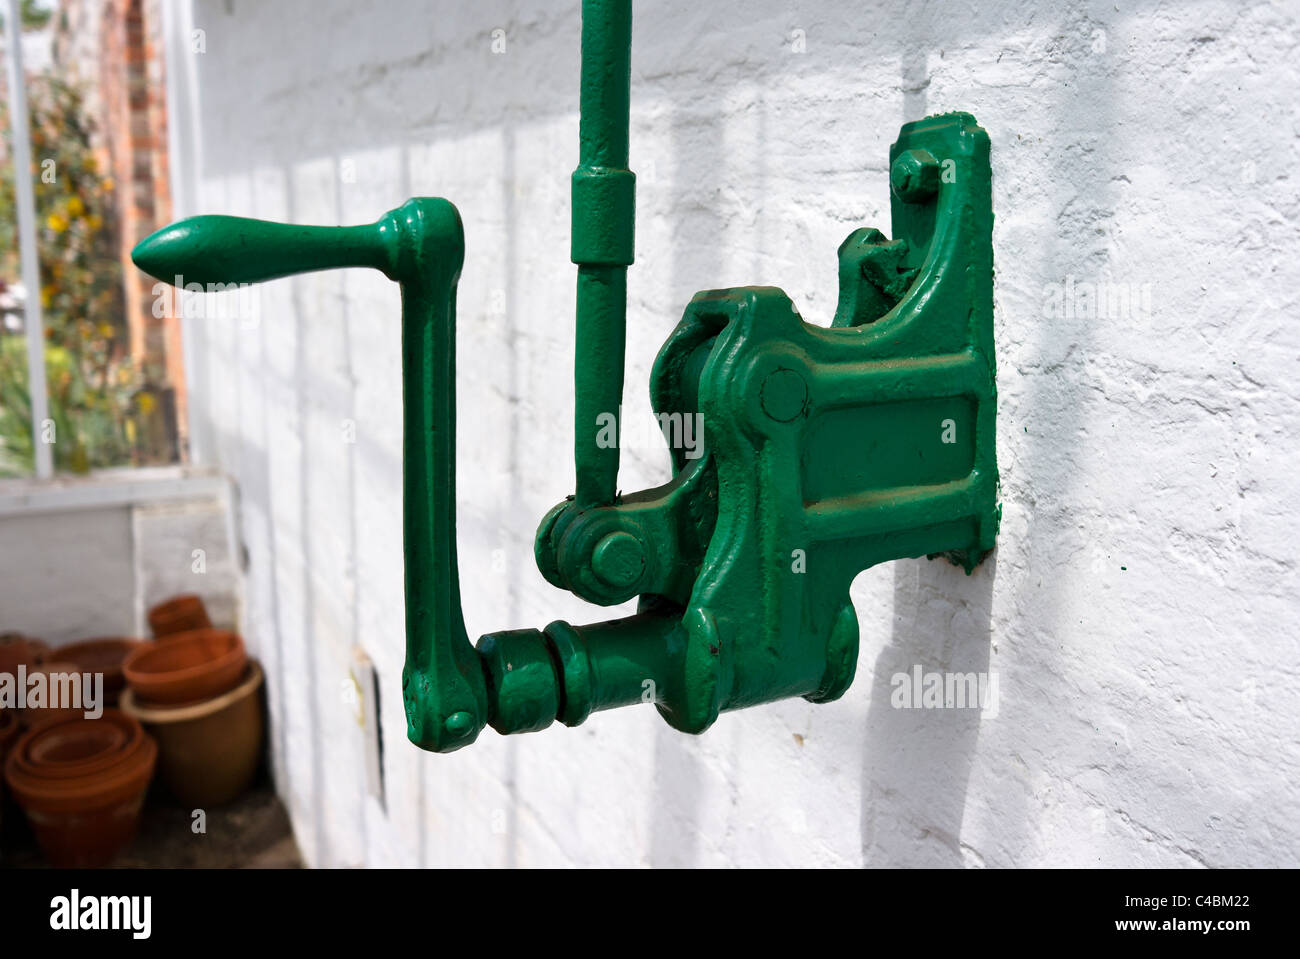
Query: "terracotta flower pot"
17 662 85 729
122 629 247 707
146 594 212 638
9 710 144 781
0 632 48 679
120 661 264 807
3 709 157 868
57 637 147 707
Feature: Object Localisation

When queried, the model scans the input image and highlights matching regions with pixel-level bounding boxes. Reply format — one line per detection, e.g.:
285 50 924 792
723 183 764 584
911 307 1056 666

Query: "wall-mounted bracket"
131 1 997 753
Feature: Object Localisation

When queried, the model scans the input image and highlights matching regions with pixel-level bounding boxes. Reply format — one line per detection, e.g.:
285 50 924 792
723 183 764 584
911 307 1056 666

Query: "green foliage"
0 0 52 31
0 338 133 474
0 75 139 476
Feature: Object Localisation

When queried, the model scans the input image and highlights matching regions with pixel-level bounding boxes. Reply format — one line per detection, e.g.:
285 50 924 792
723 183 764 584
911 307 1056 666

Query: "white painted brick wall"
167 0 1300 866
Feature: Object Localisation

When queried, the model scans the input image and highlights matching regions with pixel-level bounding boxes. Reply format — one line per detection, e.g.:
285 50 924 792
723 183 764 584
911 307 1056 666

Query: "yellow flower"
41 285 55 309
47 213 68 233
101 177 115 193
138 393 157 415
87 215 103 232
97 322 114 338
67 196 85 217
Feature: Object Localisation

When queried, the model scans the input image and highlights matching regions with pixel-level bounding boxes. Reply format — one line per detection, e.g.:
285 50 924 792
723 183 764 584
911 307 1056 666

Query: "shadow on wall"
861 557 997 867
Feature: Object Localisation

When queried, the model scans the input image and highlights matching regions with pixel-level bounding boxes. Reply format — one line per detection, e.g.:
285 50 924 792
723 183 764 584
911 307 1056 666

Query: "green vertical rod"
572 0 635 508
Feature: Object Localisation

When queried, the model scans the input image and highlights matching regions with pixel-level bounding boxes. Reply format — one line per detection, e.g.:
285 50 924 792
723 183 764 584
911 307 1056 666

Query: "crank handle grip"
132 207 422 288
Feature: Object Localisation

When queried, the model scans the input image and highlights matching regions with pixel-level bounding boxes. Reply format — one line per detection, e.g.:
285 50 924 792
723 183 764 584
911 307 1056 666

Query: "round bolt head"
591 531 646 589
760 368 809 423
890 148 940 202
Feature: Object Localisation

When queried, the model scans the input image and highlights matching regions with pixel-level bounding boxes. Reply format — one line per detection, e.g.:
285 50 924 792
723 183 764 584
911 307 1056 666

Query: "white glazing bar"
3 0 53 479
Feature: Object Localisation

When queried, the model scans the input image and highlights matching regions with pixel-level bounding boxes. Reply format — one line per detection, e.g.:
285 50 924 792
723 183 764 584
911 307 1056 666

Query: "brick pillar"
100 0 184 461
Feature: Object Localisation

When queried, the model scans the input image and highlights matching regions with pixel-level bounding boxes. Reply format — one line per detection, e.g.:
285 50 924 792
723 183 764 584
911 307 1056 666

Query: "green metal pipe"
552 612 678 719
577 0 631 168
476 610 678 735
574 266 627 504
572 0 635 507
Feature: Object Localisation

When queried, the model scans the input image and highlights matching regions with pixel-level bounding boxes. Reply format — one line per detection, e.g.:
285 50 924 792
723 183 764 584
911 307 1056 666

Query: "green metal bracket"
132 0 998 753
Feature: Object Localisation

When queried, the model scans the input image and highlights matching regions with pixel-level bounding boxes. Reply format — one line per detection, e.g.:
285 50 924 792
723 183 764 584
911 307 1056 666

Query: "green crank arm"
133 198 491 752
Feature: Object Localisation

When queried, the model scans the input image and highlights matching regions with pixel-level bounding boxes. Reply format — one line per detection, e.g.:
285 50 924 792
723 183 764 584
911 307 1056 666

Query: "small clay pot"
9 710 144 781
146 594 212 638
17 662 85 729
123 629 247 707
120 661 264 807
0 633 48 678
57 637 147 707
4 709 157 868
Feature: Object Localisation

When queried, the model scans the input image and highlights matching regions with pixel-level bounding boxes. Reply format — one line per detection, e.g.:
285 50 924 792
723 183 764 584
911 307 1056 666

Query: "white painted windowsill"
0 465 230 517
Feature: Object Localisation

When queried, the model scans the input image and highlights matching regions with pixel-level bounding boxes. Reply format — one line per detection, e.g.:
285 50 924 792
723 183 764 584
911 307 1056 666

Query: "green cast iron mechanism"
132 0 998 754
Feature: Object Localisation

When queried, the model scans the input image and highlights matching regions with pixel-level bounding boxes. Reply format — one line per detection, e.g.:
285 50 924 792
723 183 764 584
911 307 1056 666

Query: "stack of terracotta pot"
3 710 157 867
120 595 265 807
3 629 153 866
1 594 265 866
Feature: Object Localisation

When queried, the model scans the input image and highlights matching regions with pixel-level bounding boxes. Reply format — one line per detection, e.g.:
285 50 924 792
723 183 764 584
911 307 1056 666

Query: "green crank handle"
133 199 491 753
